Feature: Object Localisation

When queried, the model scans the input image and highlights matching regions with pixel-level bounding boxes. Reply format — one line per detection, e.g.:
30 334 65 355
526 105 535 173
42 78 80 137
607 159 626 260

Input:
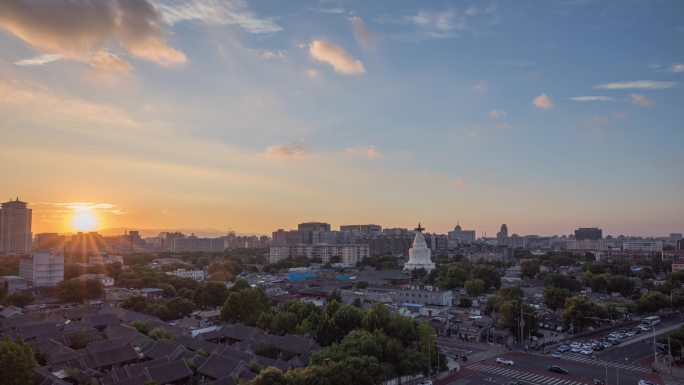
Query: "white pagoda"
403 223 436 273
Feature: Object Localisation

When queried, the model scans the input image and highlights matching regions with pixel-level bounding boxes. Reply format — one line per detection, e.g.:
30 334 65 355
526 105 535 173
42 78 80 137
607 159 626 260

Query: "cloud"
613 111 628 119
318 7 346 14
488 109 506 118
474 82 487 93
350 16 376 51
630 93 655 106
594 80 676 90
423 173 444 181
15 54 62 66
86 51 133 72
307 69 319 78
453 179 466 188
262 50 286 60
152 0 281 33
496 122 512 130
38 202 123 215
569 96 613 102
533 94 554 109
346 145 383 159
669 64 684 73
309 39 365 75
404 10 459 39
262 141 307 160
0 0 186 68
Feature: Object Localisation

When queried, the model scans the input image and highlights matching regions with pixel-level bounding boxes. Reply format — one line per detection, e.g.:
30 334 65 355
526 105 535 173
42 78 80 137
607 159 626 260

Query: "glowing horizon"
1 1 682 238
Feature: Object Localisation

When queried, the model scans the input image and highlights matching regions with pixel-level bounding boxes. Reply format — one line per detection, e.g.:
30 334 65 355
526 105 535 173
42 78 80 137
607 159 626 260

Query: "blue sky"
0 0 682 236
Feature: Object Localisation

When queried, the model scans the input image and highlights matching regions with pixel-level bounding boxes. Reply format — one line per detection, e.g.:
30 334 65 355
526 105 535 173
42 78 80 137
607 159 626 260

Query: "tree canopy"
0 337 35 385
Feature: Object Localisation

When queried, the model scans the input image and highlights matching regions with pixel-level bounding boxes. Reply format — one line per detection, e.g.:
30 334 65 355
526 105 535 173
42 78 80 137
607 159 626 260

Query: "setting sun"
71 211 98 232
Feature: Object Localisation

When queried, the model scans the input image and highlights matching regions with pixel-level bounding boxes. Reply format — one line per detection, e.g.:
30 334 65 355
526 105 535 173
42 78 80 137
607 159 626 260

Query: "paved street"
439 351 663 385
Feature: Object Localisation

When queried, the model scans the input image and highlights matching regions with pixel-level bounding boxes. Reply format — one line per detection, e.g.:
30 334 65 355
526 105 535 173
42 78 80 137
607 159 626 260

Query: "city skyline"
1 1 683 237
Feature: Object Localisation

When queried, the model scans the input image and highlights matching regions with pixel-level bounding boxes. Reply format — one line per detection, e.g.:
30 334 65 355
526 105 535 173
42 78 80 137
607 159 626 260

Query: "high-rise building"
496 224 508 245
0 198 33 254
20 250 64 287
33 233 67 251
340 224 382 233
575 227 602 241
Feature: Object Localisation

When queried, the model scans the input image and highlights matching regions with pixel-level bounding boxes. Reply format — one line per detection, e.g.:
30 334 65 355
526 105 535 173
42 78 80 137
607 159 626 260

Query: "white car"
496 358 514 366
570 342 581 349
571 346 582 353
638 381 657 385
580 348 593 355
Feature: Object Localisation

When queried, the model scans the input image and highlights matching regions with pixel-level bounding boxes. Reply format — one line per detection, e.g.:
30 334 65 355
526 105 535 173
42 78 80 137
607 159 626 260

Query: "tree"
464 278 486 297
149 327 173 341
543 273 581 292
562 295 606 331
221 287 270 325
636 291 670 314
520 260 540 279
544 286 572 311
194 281 229 309
587 274 610 293
0 336 35 385
607 275 635 297
251 367 288 385
459 297 472 308
1 292 33 307
471 265 501 290
57 278 104 303
130 320 148 334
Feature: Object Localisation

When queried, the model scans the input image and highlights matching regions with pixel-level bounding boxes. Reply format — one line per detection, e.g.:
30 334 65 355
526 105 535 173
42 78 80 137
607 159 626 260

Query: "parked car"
496 358 514 366
570 342 581 348
581 348 593 355
548 366 568 374
571 346 582 353
557 345 570 352
602 341 612 349
626 330 636 337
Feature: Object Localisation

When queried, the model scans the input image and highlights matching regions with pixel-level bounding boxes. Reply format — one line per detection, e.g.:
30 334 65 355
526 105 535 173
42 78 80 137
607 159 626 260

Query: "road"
439 351 663 385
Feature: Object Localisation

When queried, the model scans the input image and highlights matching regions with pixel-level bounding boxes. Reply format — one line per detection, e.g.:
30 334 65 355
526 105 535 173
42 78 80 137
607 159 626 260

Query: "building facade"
19 250 64 287
395 285 453 306
0 199 32 254
166 269 206 281
574 227 603 241
269 244 369 265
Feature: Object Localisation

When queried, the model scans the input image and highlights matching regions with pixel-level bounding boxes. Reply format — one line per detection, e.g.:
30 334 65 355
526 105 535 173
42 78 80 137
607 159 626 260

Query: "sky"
0 0 683 237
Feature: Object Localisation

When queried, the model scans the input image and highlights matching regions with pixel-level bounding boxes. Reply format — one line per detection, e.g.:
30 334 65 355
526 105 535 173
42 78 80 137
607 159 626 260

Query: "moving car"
557 345 570 352
551 352 563 359
496 358 514 366
638 381 657 385
548 366 568 374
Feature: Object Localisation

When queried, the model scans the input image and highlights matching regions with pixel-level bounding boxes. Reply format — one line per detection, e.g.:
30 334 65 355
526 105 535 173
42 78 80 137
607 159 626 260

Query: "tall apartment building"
20 250 64 287
496 224 508 245
33 233 68 251
340 224 382 233
0 199 32 254
574 227 602 241
269 244 369 265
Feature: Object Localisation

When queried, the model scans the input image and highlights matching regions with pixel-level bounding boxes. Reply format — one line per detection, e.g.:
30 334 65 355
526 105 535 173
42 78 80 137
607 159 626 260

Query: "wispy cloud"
474 82 487 93
488 109 507 118
533 94 554 109
453 179 466 188
346 145 383 159
262 141 308 160
307 69 319 78
0 0 185 68
318 7 345 14
423 172 444 181
669 64 684 73
630 93 655 106
309 39 365 75
569 96 613 102
261 50 286 60
594 80 676 90
14 54 62 66
153 0 281 33
350 16 377 52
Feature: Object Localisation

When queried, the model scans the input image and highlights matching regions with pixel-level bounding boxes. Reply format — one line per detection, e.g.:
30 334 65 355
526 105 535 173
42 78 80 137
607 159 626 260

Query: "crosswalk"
465 363 589 385
664 378 684 385
527 352 651 374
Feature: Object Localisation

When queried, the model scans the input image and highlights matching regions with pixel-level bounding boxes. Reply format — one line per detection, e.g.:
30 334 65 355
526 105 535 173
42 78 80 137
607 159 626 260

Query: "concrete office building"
19 250 64 287
269 244 369 265
575 227 603 241
396 285 453 306
0 198 32 254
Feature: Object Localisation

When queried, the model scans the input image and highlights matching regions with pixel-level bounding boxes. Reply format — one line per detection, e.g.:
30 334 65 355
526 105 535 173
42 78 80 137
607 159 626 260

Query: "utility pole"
652 324 657 367
669 336 673 375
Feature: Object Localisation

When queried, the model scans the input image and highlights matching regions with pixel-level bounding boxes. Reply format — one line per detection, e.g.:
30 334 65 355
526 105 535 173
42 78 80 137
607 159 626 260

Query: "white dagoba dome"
403 223 436 272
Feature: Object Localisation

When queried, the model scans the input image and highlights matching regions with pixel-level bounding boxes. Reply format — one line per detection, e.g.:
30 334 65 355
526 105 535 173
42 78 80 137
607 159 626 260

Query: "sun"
71 211 98 232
